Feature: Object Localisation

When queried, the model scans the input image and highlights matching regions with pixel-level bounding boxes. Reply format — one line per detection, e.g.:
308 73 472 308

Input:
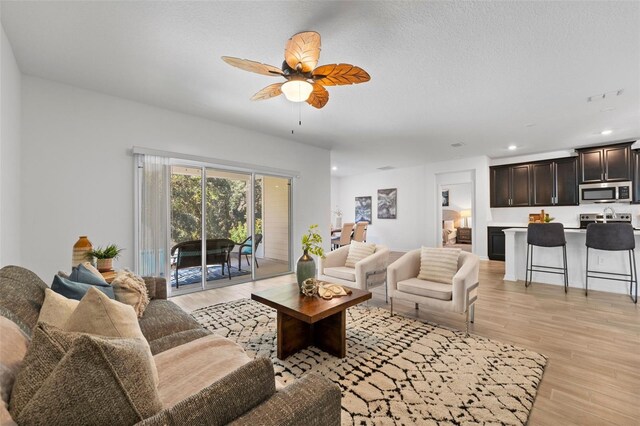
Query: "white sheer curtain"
135 154 170 281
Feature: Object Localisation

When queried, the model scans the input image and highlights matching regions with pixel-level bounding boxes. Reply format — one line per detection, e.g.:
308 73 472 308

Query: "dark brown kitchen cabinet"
487 227 512 261
490 164 530 207
578 142 632 184
554 158 579 205
633 150 640 203
531 162 554 206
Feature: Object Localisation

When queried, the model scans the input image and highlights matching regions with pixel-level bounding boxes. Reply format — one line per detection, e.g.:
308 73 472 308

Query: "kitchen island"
503 227 640 295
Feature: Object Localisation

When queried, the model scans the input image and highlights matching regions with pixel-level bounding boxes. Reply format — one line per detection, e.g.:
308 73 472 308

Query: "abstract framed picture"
442 190 449 207
355 196 372 224
377 188 397 219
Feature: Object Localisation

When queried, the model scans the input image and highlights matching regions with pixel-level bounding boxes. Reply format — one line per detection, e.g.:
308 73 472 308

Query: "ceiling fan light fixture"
281 79 313 102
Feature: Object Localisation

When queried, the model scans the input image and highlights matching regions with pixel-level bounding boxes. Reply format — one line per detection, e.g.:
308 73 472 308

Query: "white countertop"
502 227 640 235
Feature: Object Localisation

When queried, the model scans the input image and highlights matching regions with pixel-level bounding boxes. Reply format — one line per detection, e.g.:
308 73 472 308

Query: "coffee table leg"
277 311 311 360
313 310 346 358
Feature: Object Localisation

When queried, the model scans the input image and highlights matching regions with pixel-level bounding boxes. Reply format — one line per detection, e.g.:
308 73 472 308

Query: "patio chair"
171 238 236 287
237 234 263 271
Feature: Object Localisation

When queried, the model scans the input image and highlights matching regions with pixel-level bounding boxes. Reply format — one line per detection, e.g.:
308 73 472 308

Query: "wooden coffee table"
251 283 371 360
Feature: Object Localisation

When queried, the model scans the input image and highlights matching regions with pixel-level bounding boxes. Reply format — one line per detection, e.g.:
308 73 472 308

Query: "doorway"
438 173 475 254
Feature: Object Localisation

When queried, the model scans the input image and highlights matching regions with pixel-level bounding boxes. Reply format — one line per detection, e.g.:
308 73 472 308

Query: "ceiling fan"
222 31 370 109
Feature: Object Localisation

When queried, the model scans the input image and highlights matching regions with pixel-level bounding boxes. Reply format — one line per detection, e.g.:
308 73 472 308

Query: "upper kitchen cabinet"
578 142 632 184
531 159 578 206
633 149 640 203
491 157 578 208
490 164 530 207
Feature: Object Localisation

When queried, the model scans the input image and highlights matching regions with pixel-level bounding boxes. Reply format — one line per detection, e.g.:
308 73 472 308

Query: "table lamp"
460 210 472 228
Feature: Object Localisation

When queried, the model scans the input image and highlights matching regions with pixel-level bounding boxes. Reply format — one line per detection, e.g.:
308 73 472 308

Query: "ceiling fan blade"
312 64 370 86
306 83 329 109
221 56 284 76
250 83 284 101
284 31 321 73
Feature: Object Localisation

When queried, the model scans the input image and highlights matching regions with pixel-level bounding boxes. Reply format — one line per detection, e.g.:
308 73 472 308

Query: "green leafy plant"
87 244 124 260
544 216 555 223
302 224 325 258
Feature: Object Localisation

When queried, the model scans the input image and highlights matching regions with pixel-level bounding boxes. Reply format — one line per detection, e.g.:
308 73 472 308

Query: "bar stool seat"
525 223 568 292
585 223 637 303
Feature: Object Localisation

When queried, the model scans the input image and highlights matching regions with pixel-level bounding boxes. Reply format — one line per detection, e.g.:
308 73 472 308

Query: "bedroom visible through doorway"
441 182 473 253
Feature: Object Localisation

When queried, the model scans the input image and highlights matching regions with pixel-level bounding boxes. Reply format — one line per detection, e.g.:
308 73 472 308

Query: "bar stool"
585 223 637 303
525 223 568 292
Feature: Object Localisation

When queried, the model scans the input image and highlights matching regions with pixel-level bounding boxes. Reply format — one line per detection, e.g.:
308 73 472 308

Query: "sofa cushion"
397 278 453 301
0 266 48 337
417 247 461 284
37 289 79 328
51 274 115 300
63 287 158 385
16 334 162 426
138 299 207 354
345 241 376 268
154 334 252 408
9 323 77 418
0 316 29 425
68 262 108 286
322 266 356 282
111 270 150 317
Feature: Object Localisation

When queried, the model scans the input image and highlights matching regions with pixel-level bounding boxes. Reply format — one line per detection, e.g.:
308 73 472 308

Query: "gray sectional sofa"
0 265 341 425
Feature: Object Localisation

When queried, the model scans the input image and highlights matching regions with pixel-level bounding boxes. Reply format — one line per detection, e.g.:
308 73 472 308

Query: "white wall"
0 25 22 267
442 182 473 211
21 76 330 281
335 165 427 252
334 157 491 257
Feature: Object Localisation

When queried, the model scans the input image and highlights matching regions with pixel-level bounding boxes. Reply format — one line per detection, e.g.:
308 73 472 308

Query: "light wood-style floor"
171 258 640 426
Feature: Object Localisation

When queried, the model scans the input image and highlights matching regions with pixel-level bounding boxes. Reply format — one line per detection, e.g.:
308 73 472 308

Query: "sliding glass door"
168 165 291 296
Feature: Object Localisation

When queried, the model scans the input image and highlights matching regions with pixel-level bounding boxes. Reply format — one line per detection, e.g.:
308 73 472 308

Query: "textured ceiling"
2 1 639 176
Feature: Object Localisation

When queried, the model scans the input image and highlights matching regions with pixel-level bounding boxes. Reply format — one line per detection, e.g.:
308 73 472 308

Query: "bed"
442 209 461 245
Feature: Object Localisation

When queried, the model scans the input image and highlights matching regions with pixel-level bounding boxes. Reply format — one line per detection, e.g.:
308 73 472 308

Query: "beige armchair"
387 249 479 336
318 244 390 296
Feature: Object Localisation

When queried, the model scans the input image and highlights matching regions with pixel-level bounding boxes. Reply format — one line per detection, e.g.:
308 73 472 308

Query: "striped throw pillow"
345 241 376 268
417 247 461 284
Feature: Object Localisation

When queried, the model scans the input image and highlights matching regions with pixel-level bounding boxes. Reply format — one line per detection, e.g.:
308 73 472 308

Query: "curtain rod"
131 146 301 178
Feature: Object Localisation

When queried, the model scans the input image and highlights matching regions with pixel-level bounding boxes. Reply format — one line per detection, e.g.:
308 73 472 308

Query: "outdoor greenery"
87 244 124 260
170 174 262 245
302 224 325 258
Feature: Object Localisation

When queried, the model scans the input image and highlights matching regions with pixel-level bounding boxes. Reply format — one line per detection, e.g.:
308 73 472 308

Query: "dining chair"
331 223 354 250
353 222 367 242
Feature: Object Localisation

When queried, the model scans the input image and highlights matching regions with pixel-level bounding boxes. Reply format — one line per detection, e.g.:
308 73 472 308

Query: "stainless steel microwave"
579 181 633 204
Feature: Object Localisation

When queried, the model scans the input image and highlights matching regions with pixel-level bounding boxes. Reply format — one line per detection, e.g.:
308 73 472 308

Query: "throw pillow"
417 247 461 284
9 323 77 419
111 270 150 318
37 289 79 328
345 241 376 268
0 316 29 422
69 262 108 286
63 287 158 385
51 274 114 300
16 334 162 426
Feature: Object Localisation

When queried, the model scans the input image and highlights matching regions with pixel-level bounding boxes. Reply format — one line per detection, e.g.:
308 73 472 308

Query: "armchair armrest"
142 276 167 300
387 249 421 294
229 373 341 426
136 358 276 426
355 247 389 288
318 246 350 273
452 253 480 313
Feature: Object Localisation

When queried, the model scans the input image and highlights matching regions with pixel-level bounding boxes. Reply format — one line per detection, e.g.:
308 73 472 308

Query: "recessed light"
601 130 613 136
332 166 338 171
508 145 517 151
524 123 536 128
600 107 616 112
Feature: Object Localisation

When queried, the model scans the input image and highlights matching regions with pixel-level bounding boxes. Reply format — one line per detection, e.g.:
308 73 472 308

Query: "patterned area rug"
192 299 547 425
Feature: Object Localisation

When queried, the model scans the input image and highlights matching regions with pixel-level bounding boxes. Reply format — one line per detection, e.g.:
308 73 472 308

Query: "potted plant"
296 225 325 290
87 244 124 272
